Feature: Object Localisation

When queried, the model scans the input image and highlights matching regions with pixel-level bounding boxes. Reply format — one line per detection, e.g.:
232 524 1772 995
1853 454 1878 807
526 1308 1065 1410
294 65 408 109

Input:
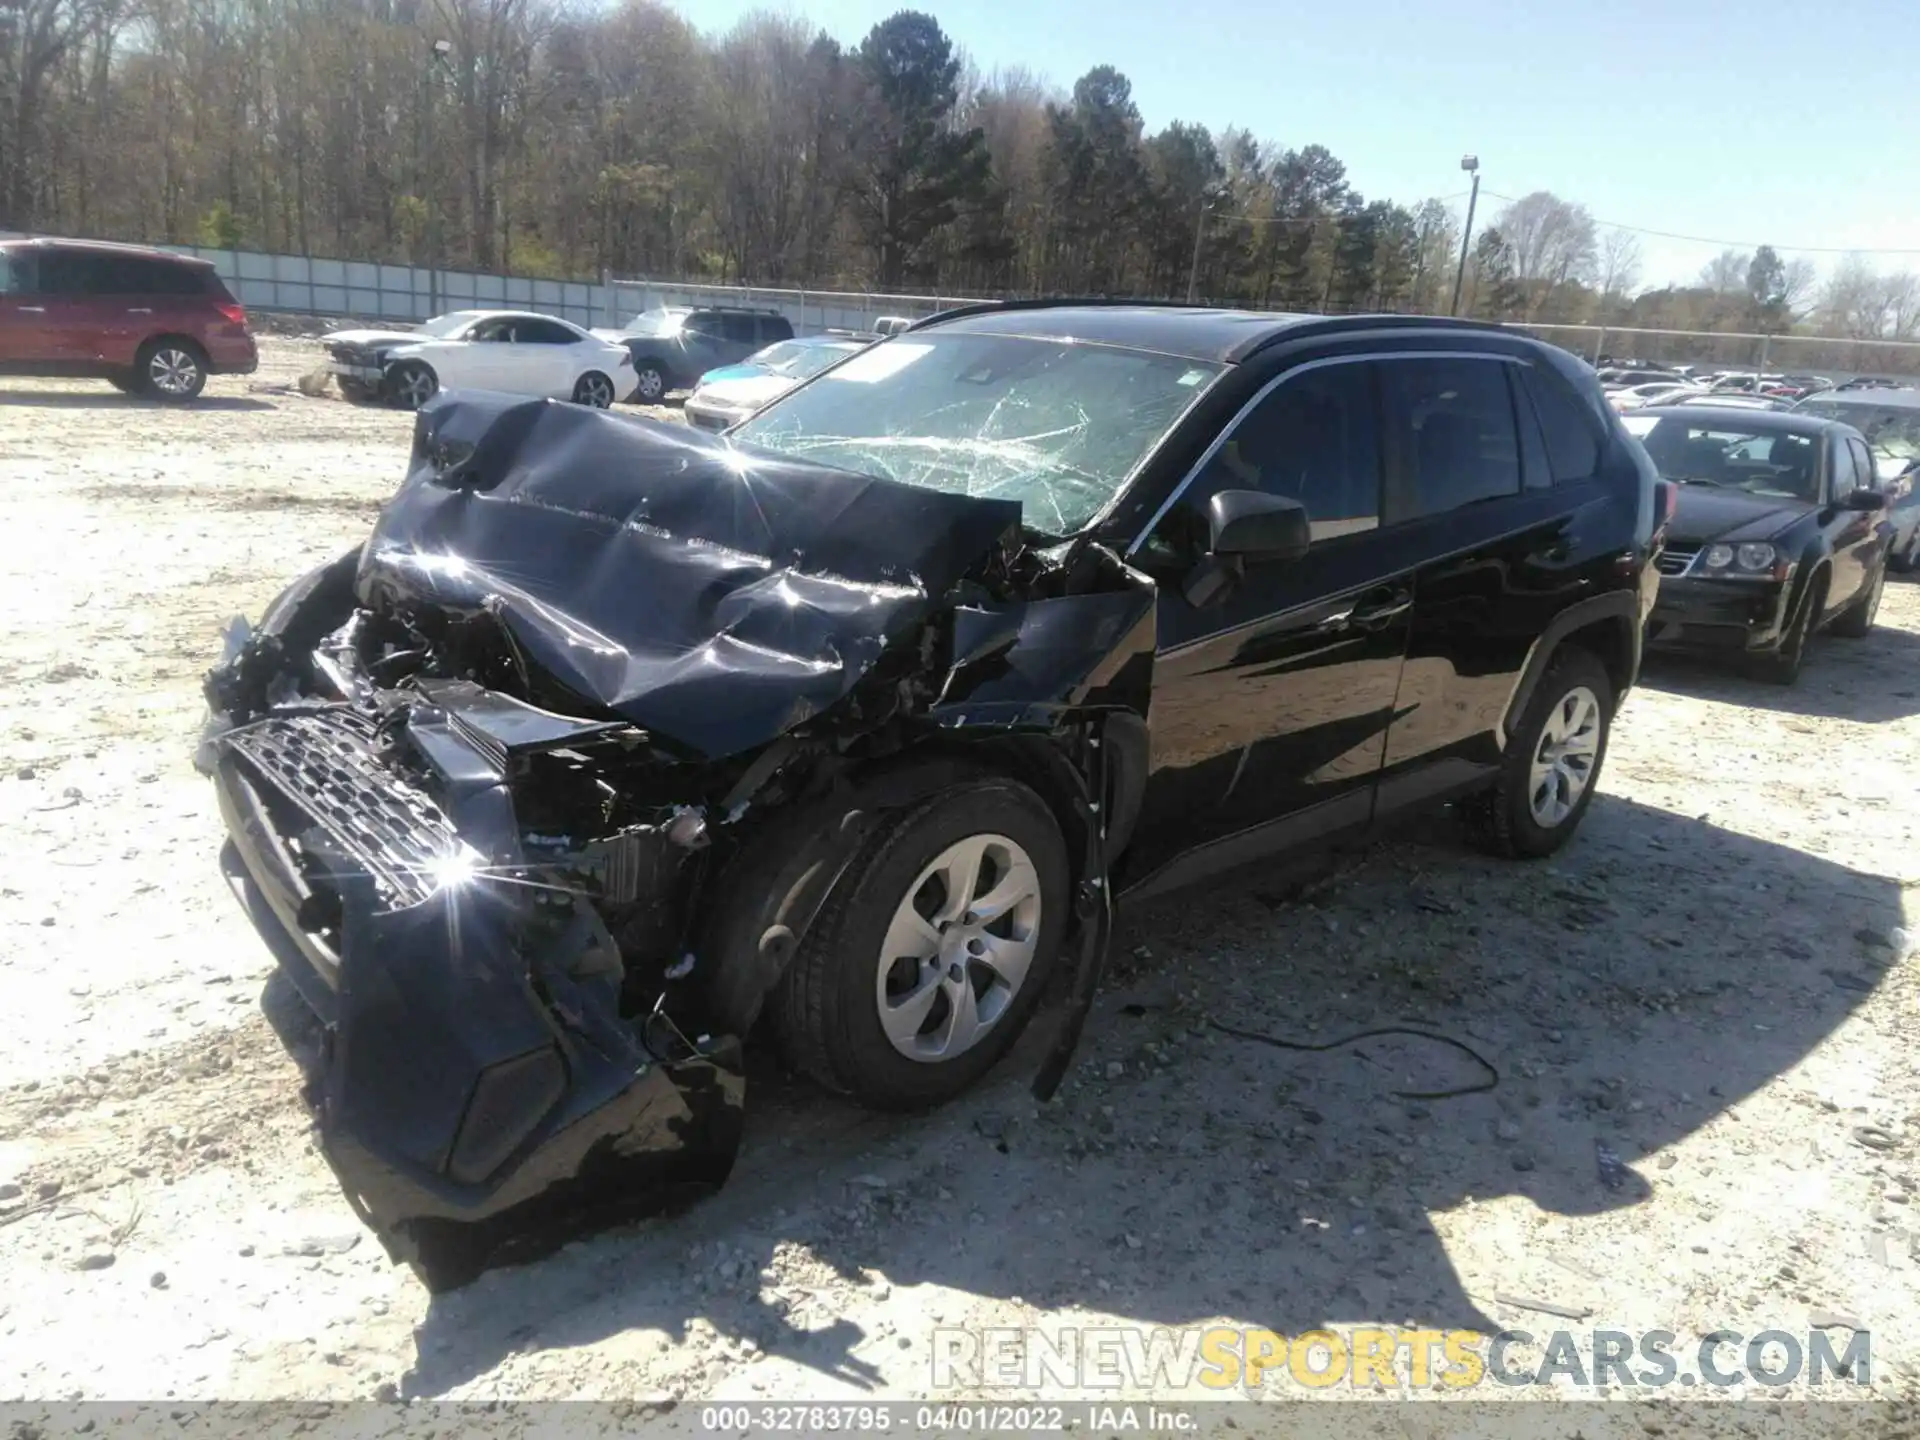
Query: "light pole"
1185 191 1211 304
1449 154 1480 318
424 38 453 316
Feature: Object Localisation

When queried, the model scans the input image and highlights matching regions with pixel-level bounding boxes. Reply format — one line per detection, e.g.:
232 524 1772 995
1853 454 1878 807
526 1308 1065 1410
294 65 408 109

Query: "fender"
1785 546 1833 628
1501 589 1640 746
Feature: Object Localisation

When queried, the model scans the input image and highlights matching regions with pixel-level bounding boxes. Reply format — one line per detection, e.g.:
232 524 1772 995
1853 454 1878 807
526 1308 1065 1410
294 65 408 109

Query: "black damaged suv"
201 304 1662 1285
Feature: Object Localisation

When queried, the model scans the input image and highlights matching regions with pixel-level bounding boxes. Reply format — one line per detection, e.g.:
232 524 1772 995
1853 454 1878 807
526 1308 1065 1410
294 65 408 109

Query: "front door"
1119 359 1412 895
1822 436 1878 612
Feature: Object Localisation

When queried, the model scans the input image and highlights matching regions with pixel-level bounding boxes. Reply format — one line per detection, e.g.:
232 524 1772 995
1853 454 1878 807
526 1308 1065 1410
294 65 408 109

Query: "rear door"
513 317 589 395
679 313 731 381
1372 350 1595 809
17 247 112 363
714 311 762 367
1120 358 1413 890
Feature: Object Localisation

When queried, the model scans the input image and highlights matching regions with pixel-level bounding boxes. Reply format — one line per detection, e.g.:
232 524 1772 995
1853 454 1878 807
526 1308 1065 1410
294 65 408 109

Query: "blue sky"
680 0 1918 289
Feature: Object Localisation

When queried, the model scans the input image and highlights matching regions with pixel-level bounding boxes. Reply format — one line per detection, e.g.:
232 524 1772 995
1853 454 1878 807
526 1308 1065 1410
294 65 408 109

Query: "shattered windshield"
728 333 1222 534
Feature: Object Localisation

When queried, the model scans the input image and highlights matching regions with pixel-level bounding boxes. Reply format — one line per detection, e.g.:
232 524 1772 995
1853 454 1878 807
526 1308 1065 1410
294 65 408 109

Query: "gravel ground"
1 341 1917 1410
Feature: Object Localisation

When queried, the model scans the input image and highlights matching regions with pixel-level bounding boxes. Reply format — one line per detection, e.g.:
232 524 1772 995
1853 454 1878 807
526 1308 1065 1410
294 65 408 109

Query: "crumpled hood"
323 327 433 350
356 393 1022 760
1667 487 1810 546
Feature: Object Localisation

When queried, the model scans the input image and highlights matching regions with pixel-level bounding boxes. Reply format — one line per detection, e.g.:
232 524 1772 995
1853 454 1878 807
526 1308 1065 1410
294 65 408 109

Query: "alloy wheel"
577 374 615 408
1527 685 1602 828
874 833 1042 1063
635 368 665 402
148 348 201 396
394 367 436 409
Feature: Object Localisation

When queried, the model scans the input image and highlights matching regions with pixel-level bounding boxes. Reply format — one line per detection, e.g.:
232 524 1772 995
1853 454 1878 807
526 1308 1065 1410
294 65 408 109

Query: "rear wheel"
572 371 616 408
1461 647 1612 860
337 378 379 404
387 361 437 410
136 339 208 401
771 779 1070 1111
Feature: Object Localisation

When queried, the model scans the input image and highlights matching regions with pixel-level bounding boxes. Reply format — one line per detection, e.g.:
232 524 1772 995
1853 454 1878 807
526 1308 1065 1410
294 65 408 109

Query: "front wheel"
1461 647 1613 860
572 371 616 408
136 339 208 401
1754 574 1824 684
1831 558 1885 638
771 779 1070 1110
631 361 668 403
386 361 438 410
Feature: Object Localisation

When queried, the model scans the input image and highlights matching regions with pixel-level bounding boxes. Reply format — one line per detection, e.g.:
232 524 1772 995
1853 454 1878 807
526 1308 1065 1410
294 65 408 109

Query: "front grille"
327 342 375 366
1656 543 1699 577
225 710 457 909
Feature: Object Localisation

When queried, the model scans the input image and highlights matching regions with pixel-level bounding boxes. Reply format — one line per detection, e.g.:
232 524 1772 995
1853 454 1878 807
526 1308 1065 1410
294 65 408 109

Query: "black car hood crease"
359 392 1025 759
1665 487 1809 546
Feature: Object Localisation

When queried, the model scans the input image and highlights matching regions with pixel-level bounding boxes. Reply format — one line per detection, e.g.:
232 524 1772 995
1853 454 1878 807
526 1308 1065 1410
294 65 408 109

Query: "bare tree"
1493 191 1597 320
1597 227 1642 307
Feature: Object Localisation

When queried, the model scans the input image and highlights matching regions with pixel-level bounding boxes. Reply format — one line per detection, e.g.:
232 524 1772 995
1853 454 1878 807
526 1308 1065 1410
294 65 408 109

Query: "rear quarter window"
1521 365 1604 482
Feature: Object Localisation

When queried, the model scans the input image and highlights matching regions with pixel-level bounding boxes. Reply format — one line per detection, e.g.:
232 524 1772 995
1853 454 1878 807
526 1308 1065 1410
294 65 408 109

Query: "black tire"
1461 646 1613 860
572 371 616 408
771 778 1070 1111
106 373 141 396
630 361 669 404
1831 556 1886 638
134 338 208 401
387 361 438 410
337 378 379 404
1754 573 1824 685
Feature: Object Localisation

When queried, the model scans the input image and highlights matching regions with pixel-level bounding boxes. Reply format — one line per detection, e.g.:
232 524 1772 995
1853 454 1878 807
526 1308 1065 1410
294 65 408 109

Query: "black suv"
594 304 795 402
200 304 1660 1284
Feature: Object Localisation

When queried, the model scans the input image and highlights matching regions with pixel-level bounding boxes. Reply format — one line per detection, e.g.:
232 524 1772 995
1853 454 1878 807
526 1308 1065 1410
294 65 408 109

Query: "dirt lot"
2 341 1918 1410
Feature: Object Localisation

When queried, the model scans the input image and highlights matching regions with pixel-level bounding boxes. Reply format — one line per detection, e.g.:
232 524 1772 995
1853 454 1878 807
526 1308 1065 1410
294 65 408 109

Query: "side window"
467 319 510 343
758 314 794 343
1143 361 1382 566
148 262 209 296
0 251 14 295
1382 357 1522 519
1849 438 1877 492
1519 365 1602 483
39 250 106 296
683 314 723 341
518 319 576 344
720 313 759 344
1828 438 1858 503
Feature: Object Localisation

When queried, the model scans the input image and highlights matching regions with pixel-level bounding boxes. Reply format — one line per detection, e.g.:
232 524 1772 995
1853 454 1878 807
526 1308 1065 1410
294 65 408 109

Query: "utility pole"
1185 192 1209 304
424 38 453 317
1449 154 1480 318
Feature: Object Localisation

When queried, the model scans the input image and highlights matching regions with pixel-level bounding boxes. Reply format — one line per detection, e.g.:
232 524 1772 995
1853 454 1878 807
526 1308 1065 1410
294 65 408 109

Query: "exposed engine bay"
199 393 1157 1288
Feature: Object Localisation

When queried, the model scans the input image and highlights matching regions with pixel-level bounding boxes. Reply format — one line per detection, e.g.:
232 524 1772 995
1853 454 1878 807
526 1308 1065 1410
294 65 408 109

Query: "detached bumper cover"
209 702 742 1290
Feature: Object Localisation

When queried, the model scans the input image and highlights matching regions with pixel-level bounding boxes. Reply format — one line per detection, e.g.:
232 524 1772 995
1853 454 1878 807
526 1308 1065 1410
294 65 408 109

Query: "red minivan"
0 237 258 401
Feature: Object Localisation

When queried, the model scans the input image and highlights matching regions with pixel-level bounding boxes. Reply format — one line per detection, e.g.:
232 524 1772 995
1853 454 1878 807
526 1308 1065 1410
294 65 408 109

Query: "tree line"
5 0 1916 346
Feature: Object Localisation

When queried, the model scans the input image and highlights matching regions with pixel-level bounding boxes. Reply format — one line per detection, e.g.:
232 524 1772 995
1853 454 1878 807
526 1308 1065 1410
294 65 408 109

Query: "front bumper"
1645 575 1790 654
684 398 750 432
327 359 384 385
206 704 743 1290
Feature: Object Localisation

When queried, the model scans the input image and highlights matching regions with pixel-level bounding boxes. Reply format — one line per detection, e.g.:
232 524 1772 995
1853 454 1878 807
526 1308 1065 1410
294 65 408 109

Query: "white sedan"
321 310 637 409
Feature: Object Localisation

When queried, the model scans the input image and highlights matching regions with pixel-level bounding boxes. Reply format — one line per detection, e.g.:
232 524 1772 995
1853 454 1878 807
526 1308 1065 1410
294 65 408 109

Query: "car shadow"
0 390 277 412
387 791 1901 1398
1642 618 1920 723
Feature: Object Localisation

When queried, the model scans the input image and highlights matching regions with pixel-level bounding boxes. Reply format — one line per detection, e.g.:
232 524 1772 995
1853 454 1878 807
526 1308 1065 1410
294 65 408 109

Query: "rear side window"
1521 365 1603 482
517 318 578 344
719 313 758 344
758 314 794 343
1381 357 1522 519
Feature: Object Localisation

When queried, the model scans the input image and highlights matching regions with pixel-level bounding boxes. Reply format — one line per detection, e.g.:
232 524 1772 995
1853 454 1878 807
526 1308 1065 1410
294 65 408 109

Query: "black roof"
913 300 1514 364
1636 404 1852 436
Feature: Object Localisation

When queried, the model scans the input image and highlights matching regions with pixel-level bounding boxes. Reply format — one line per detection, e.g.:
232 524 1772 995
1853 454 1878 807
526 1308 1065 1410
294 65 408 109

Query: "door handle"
19 306 45 313
1349 591 1413 629
126 307 153 314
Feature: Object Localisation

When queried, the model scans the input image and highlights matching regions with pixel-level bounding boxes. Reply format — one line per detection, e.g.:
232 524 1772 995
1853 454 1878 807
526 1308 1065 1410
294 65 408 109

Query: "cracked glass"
728 333 1222 536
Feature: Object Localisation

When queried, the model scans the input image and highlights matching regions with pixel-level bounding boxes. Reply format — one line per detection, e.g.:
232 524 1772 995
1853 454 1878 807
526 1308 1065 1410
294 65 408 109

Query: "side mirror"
1843 487 1888 512
1206 489 1311 562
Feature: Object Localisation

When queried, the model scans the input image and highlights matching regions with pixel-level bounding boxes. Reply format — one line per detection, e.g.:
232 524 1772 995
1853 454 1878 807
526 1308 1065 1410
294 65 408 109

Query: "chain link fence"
1510 322 1920 384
